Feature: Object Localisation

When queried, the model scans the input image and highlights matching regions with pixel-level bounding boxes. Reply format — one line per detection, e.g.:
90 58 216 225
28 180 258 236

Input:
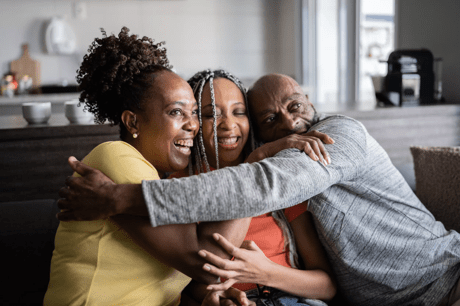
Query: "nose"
219 114 236 131
183 113 199 134
280 113 300 132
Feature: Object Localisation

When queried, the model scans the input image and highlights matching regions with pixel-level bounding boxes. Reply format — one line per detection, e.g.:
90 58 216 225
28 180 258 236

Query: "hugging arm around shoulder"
143 115 368 226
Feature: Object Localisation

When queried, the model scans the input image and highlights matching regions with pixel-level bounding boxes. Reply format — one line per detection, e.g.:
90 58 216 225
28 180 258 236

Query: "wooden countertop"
0 113 119 141
0 93 80 105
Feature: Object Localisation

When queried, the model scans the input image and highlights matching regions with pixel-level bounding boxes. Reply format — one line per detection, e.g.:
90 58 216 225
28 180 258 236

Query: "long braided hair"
188 70 301 269
187 69 256 174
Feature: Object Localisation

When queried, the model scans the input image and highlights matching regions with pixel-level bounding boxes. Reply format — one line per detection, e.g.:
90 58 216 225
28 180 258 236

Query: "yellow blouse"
44 141 191 306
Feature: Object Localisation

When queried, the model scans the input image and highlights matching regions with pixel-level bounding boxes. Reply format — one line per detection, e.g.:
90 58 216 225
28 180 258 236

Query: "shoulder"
82 141 160 184
311 114 368 146
313 114 367 133
85 141 142 161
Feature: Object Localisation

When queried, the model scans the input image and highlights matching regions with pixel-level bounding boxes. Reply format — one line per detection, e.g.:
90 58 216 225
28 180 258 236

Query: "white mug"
22 102 52 124
65 100 93 124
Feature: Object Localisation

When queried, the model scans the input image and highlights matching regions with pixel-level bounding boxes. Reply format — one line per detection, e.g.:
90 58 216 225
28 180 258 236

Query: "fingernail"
327 156 331 164
313 154 319 161
203 264 211 271
198 250 206 257
206 285 213 290
241 298 249 306
213 233 220 240
330 138 335 144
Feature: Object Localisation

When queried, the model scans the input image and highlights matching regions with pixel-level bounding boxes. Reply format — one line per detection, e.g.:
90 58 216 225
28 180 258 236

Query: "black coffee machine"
381 49 440 106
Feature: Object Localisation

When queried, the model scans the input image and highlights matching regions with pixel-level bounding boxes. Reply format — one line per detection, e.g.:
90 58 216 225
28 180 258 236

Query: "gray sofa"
1 199 59 305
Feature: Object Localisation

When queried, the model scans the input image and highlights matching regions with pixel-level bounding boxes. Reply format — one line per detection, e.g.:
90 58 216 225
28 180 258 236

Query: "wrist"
259 260 277 287
112 184 148 216
125 184 149 216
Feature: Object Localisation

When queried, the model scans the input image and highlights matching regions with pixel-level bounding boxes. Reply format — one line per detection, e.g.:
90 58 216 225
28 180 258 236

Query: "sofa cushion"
0 199 59 305
410 146 460 232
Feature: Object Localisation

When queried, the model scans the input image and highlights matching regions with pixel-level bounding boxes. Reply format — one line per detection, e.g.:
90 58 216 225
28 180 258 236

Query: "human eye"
192 109 199 116
263 115 275 124
169 109 183 116
234 108 247 116
290 102 303 112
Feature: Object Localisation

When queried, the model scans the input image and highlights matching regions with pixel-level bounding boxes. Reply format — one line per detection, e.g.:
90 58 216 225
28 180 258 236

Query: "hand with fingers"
199 233 275 292
201 287 254 306
245 130 334 165
56 156 118 221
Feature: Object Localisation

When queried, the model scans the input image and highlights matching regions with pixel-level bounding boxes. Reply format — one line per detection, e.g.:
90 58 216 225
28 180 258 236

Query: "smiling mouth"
217 137 240 150
174 139 193 154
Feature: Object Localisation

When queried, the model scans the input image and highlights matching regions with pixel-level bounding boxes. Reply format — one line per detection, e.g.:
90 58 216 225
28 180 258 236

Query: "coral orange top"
169 168 307 291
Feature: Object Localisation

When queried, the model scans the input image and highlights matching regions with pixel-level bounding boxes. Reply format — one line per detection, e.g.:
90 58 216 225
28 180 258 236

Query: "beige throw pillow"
410 146 460 232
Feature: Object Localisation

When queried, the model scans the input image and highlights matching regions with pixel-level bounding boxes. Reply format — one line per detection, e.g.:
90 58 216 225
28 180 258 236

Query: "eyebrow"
201 101 245 109
167 101 198 107
256 93 304 117
282 93 304 104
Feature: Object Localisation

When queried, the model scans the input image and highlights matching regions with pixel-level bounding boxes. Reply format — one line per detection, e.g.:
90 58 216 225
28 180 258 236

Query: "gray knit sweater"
142 114 460 306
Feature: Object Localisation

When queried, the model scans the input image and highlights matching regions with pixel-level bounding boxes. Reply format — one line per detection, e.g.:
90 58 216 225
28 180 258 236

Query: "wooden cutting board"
11 44 41 90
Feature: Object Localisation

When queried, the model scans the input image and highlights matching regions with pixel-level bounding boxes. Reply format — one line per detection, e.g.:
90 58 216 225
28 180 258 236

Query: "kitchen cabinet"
0 113 119 202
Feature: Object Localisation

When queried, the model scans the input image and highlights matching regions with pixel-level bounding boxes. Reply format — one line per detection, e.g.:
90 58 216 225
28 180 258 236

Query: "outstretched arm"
142 116 366 227
58 116 367 226
57 130 335 222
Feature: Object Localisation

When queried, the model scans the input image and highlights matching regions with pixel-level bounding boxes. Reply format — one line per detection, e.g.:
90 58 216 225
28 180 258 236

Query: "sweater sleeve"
142 115 368 227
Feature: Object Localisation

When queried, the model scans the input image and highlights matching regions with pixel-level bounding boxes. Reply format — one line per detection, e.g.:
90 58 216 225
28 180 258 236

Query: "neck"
123 137 166 178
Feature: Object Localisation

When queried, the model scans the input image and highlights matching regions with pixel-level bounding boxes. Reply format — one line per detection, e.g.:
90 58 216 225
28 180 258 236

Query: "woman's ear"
121 110 139 137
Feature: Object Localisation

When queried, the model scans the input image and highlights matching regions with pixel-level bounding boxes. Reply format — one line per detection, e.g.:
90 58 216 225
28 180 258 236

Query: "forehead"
149 70 195 104
250 76 304 111
201 78 244 106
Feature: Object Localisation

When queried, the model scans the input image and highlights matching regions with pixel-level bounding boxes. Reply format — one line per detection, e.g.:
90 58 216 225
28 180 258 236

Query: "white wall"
396 0 460 102
0 0 285 87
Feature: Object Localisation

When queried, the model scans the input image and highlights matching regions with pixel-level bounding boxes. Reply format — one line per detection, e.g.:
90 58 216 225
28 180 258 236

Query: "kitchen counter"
0 113 116 140
0 113 119 202
0 93 79 105
0 93 80 116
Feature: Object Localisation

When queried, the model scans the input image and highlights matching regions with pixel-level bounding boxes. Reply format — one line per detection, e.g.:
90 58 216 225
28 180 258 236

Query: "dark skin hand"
57 131 333 222
245 130 334 165
57 156 147 221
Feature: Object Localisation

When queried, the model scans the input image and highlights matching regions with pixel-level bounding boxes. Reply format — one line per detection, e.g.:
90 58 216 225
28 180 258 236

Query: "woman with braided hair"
170 69 337 305
44 28 255 306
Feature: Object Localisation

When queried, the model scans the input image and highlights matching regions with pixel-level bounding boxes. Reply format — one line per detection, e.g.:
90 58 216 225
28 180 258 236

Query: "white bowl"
65 100 93 124
22 102 52 124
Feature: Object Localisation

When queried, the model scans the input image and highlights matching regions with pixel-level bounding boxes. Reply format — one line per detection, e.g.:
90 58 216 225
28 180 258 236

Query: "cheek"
240 119 250 141
201 120 215 147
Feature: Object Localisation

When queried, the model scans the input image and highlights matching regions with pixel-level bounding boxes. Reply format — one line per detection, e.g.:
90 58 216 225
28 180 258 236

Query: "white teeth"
176 146 191 154
174 139 193 147
174 139 193 154
218 137 238 145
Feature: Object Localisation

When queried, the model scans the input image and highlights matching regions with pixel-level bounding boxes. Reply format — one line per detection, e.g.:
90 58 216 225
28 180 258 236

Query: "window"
301 0 395 108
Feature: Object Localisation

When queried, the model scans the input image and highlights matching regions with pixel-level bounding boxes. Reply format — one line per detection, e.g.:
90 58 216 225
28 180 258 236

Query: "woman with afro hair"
44 27 252 306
